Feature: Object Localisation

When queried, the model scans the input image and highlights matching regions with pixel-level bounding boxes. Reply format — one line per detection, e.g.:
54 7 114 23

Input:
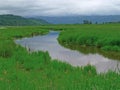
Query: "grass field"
0 25 120 90
58 24 120 52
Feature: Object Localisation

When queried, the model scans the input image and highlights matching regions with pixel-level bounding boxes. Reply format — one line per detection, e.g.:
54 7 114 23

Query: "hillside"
36 15 120 24
0 14 49 26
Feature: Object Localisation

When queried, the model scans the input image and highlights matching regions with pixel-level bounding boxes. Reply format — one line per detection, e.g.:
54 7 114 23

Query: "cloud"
0 0 120 16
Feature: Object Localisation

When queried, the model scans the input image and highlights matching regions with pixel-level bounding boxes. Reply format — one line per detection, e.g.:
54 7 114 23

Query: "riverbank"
0 26 120 90
58 24 120 52
16 31 120 73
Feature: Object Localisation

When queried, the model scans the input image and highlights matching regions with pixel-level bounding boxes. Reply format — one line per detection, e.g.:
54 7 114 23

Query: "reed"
0 25 119 90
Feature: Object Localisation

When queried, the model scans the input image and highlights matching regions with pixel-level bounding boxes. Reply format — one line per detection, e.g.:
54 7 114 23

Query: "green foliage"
0 25 119 90
0 14 49 26
58 24 120 52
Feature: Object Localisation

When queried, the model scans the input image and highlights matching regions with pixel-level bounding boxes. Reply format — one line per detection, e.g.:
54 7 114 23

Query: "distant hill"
35 15 120 24
0 14 49 26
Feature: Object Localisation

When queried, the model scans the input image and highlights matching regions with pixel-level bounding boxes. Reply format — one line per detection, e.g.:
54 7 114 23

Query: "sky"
0 0 120 16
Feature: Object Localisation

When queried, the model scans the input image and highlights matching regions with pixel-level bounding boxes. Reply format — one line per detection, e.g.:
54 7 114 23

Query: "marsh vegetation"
0 25 120 90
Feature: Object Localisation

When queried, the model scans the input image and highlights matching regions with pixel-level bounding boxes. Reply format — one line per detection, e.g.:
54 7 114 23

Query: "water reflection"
15 31 120 73
62 44 120 60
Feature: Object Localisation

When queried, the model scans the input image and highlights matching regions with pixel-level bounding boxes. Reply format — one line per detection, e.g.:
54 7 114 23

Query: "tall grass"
0 25 119 90
58 24 120 52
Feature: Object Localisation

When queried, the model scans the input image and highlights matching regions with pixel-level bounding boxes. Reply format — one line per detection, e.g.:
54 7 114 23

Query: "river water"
15 31 120 73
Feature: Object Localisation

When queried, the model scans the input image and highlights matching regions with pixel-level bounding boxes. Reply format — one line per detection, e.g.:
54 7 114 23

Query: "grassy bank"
0 26 120 90
58 24 120 52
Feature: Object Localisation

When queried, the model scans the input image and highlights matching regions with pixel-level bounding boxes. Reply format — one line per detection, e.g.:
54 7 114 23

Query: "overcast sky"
0 0 120 16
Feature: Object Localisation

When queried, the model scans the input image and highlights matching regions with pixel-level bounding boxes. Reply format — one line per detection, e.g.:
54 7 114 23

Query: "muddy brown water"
15 31 120 73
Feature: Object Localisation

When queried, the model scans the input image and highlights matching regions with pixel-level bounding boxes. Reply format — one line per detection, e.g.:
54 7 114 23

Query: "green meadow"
58 24 120 52
0 25 120 90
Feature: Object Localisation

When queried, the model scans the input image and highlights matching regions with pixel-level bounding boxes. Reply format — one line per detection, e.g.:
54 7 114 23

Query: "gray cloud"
0 0 120 16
